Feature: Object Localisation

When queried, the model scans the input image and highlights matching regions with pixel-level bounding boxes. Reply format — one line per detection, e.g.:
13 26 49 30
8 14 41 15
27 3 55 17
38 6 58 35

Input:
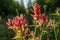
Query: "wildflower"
41 14 48 22
37 14 48 25
19 14 25 21
33 3 41 15
30 14 39 20
31 3 48 25
24 28 29 35
35 37 40 40
23 19 28 26
6 18 13 29
19 14 28 29
12 16 20 27
30 31 35 37
6 18 12 26
31 3 41 20
6 14 28 30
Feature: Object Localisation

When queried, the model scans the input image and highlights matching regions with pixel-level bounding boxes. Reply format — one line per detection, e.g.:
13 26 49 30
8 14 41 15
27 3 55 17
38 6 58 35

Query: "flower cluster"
6 3 59 40
6 14 28 30
31 3 48 25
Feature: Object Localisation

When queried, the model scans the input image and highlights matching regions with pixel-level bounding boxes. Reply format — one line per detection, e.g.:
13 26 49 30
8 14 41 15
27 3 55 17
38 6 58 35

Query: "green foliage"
0 23 10 40
0 0 26 19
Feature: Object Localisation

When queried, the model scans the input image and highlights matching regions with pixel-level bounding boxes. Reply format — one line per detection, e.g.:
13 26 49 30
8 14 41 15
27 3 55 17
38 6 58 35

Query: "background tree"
0 0 26 20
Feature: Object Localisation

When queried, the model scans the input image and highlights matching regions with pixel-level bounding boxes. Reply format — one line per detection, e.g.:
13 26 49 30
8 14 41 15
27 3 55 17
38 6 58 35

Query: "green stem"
54 28 57 40
34 20 37 39
34 25 36 39
40 27 43 40
53 20 57 40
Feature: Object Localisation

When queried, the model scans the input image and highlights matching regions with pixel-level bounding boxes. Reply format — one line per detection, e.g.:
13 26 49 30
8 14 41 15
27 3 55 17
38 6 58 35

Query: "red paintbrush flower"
37 14 48 24
30 3 41 20
12 16 20 26
23 19 28 26
33 3 41 15
19 14 25 20
31 3 48 24
30 14 40 20
6 18 12 26
20 14 28 25
6 14 28 30
41 14 48 22
19 14 28 29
